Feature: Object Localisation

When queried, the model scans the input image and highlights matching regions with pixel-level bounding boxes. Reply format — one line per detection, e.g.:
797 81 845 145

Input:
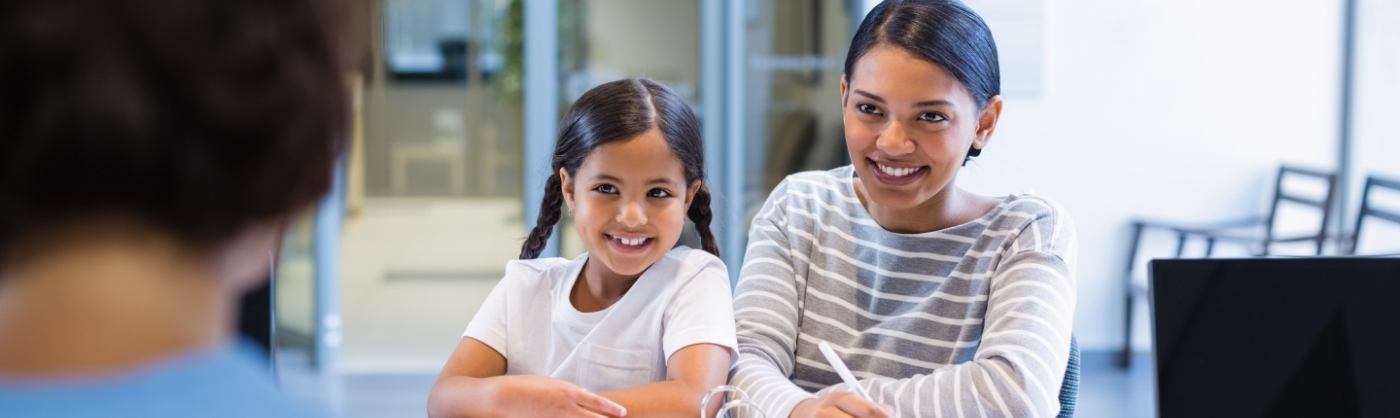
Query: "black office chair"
1118 165 1338 367
1347 174 1400 255
1056 337 1080 418
237 255 278 374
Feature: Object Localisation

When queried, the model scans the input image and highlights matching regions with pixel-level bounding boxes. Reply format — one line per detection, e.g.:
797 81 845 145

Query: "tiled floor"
280 350 1157 418
1076 351 1155 418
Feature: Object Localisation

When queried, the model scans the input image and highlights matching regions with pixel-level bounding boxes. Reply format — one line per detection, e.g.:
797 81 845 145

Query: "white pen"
818 341 874 402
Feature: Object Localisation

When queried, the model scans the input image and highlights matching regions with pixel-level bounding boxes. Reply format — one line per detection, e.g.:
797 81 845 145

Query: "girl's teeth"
877 163 919 177
615 236 646 246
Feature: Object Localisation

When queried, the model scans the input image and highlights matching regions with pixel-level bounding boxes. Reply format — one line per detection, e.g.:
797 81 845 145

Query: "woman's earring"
967 146 982 157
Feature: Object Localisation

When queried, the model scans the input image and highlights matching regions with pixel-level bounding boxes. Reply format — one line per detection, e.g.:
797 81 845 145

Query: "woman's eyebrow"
854 89 954 108
914 99 955 108
853 89 886 103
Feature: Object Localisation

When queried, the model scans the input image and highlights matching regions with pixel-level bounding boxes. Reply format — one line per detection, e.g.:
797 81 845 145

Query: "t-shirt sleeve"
462 263 516 355
661 254 738 362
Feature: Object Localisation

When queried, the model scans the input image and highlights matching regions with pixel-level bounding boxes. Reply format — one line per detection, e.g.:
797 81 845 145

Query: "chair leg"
1174 232 1188 257
1204 237 1216 257
1120 290 1134 368
1119 222 1145 369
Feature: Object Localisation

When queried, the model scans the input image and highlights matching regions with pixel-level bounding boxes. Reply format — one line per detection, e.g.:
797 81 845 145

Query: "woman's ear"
973 95 1004 151
839 75 850 107
559 168 575 215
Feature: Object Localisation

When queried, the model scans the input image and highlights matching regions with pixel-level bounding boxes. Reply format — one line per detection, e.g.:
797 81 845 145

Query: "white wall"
1349 0 1400 254
579 0 699 101
957 0 1343 351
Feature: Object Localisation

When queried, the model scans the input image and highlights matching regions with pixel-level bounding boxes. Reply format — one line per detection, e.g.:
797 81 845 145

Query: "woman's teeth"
876 163 921 177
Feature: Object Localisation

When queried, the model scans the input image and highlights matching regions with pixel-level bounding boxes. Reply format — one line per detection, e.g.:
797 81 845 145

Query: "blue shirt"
0 342 327 418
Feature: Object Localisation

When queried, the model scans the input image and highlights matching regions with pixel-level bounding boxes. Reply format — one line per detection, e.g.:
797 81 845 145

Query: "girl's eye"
919 112 948 123
647 188 673 198
856 103 882 115
594 184 617 194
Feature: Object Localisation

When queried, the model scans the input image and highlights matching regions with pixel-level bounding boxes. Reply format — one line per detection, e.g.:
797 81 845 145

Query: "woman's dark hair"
0 0 355 259
845 0 1000 109
519 79 718 260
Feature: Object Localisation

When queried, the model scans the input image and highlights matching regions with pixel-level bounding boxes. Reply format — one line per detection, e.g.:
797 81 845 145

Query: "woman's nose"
875 122 915 155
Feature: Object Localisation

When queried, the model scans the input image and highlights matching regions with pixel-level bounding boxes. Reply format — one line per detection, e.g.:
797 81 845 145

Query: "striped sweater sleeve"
729 179 817 418
823 210 1078 418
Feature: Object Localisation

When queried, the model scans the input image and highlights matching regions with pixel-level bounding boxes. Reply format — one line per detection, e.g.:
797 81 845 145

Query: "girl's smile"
604 232 654 255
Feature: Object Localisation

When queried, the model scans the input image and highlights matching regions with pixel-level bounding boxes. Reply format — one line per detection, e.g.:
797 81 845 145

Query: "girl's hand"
789 391 890 418
490 375 628 418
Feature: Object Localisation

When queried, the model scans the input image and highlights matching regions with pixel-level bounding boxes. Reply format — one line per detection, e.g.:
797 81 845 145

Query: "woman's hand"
789 391 890 418
488 375 628 418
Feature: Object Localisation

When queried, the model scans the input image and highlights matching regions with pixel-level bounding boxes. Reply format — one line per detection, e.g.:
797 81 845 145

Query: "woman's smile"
867 157 930 187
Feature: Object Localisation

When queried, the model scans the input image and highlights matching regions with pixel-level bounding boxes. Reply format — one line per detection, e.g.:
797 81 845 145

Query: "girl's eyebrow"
593 174 680 186
853 89 955 108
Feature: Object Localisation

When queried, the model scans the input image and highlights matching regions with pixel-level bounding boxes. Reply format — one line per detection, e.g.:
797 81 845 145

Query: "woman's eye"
919 112 948 122
594 184 617 194
856 103 881 115
648 188 672 198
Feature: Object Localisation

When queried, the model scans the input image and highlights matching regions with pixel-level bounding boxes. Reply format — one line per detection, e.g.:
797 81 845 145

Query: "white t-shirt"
463 246 737 392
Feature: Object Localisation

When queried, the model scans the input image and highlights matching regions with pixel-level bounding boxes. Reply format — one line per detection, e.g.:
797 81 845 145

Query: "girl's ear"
684 179 702 210
559 168 576 214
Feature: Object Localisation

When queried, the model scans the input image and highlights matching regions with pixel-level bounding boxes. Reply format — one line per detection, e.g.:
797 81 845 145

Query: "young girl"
427 79 736 418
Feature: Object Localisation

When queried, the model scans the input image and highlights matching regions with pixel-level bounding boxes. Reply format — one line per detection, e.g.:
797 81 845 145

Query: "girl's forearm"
601 380 715 418
427 375 500 418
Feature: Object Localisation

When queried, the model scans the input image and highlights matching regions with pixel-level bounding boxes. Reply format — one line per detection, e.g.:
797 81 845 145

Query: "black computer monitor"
1150 257 1400 418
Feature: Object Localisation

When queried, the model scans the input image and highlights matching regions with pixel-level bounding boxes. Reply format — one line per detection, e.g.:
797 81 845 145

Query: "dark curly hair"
519 79 718 260
0 0 356 259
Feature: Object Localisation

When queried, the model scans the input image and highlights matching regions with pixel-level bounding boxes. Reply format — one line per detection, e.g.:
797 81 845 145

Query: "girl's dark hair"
519 79 718 260
844 0 1000 109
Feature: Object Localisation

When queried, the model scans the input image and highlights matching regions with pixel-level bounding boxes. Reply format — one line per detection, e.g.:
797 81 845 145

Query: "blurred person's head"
840 0 1002 215
0 0 355 374
0 0 353 291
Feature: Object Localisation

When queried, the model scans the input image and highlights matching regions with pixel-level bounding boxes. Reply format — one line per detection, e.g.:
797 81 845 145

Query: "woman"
729 1 1076 417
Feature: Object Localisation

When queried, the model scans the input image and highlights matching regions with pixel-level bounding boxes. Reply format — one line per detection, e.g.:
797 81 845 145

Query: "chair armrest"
1134 216 1267 235
1269 234 1327 243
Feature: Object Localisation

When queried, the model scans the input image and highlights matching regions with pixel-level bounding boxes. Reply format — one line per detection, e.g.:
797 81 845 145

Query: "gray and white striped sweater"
729 166 1077 418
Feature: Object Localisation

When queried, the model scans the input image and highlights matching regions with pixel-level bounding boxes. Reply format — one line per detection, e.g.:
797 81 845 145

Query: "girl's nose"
616 200 647 227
